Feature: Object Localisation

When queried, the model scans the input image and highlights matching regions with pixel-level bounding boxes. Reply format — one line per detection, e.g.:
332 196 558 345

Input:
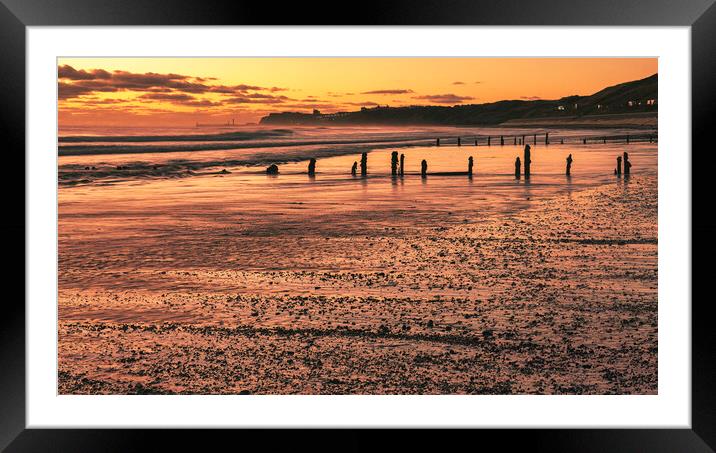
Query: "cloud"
361 89 413 95
139 93 197 102
474 81 483 84
58 65 112 80
452 81 465 85
57 65 288 100
412 94 475 104
520 96 542 100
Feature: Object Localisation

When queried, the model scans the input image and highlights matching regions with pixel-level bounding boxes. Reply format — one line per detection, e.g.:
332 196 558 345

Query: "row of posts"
271 145 633 179
440 133 655 146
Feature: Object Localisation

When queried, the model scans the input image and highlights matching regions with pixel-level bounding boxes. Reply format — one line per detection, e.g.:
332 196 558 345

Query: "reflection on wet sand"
58 140 657 395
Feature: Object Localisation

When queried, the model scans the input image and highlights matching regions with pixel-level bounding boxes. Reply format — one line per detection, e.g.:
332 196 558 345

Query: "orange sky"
58 58 657 127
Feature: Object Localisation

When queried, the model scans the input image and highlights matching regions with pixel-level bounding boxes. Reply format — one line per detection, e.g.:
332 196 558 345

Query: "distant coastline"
260 74 657 127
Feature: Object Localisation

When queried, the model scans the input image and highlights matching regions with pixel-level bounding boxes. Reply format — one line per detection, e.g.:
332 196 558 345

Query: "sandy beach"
58 137 657 394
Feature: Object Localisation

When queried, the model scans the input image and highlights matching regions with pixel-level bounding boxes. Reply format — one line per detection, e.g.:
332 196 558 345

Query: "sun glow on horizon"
58 57 657 127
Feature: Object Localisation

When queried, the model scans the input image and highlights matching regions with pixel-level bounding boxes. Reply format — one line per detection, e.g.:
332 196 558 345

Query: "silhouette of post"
475 139 478 146
399 153 405 176
603 137 606 144
351 161 357 176
487 136 491 146
457 137 461 147
545 133 549 145
649 135 653 143
500 136 504 146
360 152 367 176
626 134 630 144
565 154 573 176
515 157 521 179
308 158 316 176
583 138 587 145
436 138 441 147
523 144 532 178
468 156 474 177
561 138 564 144
421 159 428 178
522 135 525 145
266 164 279 175
533 134 537 145
513 136 517 145
391 151 399 176
623 152 631 175
616 156 622 176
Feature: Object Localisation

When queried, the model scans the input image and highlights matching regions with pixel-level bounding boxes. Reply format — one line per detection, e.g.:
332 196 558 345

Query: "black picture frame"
2 0 714 451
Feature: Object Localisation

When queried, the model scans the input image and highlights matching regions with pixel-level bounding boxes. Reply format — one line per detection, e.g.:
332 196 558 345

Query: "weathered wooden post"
457 137 461 146
533 134 537 145
616 155 622 176
266 164 279 175
475 139 478 146
524 144 532 178
603 137 606 144
360 152 367 176
500 136 504 146
522 135 525 145
400 153 405 176
515 157 521 179
545 132 549 145
308 158 316 176
565 154 573 176
351 161 357 176
436 138 441 147
560 138 564 144
468 156 474 176
623 152 631 175
421 159 428 178
391 151 399 176
583 138 587 145
626 134 630 144
488 136 491 146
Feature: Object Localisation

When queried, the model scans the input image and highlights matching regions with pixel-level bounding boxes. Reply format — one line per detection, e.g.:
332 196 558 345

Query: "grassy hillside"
260 74 657 126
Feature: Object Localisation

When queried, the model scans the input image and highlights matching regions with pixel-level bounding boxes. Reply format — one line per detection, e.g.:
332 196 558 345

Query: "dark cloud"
412 94 475 104
58 65 288 100
361 89 413 95
452 81 465 85
58 65 112 80
139 93 196 102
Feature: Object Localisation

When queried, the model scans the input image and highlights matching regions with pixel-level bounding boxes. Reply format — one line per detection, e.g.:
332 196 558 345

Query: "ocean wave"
58 129 294 143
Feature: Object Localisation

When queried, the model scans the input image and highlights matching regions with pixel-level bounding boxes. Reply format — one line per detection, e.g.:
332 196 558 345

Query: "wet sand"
58 142 657 394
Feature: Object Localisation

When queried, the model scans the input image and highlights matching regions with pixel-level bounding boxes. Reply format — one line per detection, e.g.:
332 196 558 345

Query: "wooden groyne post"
360 152 368 176
351 161 357 176
500 135 504 146
616 155 622 175
391 151 399 176
400 153 405 176
565 154 573 176
523 144 532 178
626 134 630 144
515 157 521 179
457 137 462 147
623 152 631 175
545 133 549 145
513 136 517 145
533 134 537 145
468 156 474 176
421 159 428 178
436 138 441 147
487 136 491 146
308 158 316 176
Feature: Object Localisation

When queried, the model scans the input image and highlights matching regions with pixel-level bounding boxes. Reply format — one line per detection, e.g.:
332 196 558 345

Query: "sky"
58 58 657 127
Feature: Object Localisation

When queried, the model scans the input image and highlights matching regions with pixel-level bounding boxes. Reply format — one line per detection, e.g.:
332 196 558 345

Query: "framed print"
3 0 715 450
